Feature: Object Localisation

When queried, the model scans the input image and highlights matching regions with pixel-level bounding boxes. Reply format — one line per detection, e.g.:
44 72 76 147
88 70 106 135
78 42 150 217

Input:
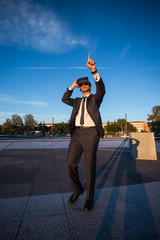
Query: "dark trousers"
66 127 99 200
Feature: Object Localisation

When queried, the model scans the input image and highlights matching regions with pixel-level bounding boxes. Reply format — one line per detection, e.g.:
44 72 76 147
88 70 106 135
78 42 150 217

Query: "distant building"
45 123 53 128
129 121 150 132
102 121 150 132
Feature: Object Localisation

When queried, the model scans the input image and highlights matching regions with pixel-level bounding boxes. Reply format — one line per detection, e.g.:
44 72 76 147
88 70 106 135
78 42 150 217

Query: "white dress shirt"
75 93 95 127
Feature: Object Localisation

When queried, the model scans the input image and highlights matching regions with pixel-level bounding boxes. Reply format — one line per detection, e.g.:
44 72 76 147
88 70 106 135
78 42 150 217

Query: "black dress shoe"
68 190 84 204
83 199 94 212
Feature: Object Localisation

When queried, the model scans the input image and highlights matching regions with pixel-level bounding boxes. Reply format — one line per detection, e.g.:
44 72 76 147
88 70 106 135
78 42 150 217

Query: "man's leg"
82 128 99 200
66 129 84 194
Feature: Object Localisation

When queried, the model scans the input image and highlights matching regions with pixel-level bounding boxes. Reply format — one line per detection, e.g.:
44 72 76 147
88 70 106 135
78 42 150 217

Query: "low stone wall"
129 132 157 160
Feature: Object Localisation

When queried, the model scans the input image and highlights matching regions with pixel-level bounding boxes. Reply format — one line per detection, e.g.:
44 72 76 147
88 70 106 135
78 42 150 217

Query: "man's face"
79 83 91 93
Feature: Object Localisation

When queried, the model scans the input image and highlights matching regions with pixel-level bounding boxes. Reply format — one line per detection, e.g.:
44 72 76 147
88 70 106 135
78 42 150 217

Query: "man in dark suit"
62 53 105 211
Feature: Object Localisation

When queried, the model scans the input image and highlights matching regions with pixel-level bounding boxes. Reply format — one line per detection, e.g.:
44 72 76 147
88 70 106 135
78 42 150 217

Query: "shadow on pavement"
95 139 158 239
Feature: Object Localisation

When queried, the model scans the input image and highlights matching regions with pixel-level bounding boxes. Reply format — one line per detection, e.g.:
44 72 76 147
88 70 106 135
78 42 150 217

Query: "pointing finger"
88 53 90 61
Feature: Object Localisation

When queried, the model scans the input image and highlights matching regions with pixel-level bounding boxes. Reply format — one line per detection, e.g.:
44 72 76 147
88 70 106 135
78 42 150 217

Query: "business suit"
62 77 105 200
62 77 105 137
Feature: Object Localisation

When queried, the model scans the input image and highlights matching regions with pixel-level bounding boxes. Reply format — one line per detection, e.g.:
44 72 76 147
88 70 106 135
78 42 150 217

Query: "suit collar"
86 93 93 100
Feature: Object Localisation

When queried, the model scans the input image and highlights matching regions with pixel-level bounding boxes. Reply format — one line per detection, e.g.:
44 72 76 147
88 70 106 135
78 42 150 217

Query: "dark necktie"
80 97 86 126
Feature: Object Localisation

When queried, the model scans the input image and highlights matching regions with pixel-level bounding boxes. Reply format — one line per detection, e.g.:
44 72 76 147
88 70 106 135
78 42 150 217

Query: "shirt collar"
83 93 91 98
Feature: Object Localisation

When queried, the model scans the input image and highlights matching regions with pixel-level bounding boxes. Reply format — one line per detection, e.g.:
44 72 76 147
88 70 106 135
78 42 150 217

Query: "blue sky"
0 0 160 125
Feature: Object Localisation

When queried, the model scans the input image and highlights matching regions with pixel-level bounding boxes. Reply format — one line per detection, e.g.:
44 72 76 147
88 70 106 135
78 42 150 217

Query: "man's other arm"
61 79 79 107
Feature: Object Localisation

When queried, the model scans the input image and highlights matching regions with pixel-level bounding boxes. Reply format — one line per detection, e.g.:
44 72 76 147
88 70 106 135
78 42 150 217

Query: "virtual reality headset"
77 77 91 87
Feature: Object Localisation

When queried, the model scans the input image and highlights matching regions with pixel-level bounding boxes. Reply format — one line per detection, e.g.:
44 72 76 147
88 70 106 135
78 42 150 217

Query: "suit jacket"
62 77 106 137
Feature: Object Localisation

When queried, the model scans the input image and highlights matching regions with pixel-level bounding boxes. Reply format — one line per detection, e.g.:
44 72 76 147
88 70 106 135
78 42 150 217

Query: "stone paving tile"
0 142 12 151
0 183 32 199
107 201 159 240
129 172 156 184
23 193 65 219
30 181 61 196
0 196 28 223
17 215 71 240
59 180 73 193
119 182 160 202
0 156 14 167
57 169 70 180
34 167 59 182
7 142 55 149
7 167 38 184
95 187 134 208
98 140 129 148
145 181 160 197
0 184 4 192
142 171 160 181
66 207 125 240
21 159 40 169
111 175 138 187
0 221 20 240
95 177 114 189
52 142 70 148
138 198 160 224
0 164 23 185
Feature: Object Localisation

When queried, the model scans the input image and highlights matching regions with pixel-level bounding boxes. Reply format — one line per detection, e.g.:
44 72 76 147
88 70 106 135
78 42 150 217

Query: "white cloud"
14 66 118 70
0 0 88 53
119 45 131 62
0 94 48 107
142 67 160 70
0 112 25 116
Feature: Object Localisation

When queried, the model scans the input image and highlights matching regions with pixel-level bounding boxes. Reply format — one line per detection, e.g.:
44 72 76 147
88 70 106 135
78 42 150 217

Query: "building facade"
129 121 150 132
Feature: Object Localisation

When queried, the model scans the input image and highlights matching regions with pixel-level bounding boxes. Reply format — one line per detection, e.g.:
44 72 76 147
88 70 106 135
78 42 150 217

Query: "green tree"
127 122 137 132
104 123 120 135
104 120 119 135
24 114 37 134
147 106 160 122
37 122 49 134
104 119 137 135
53 122 68 134
117 118 137 133
11 114 24 134
117 119 126 133
147 106 160 135
1 119 14 135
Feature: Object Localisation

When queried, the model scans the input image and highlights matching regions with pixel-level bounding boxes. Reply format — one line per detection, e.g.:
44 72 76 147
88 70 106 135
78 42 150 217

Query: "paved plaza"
0 137 160 239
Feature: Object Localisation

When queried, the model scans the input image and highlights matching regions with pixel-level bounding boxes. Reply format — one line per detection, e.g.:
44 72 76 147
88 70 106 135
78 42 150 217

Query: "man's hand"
70 79 79 90
87 53 96 72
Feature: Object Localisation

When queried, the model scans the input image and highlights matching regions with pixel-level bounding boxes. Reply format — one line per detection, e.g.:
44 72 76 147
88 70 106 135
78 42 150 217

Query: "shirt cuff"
69 86 72 91
94 73 100 82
